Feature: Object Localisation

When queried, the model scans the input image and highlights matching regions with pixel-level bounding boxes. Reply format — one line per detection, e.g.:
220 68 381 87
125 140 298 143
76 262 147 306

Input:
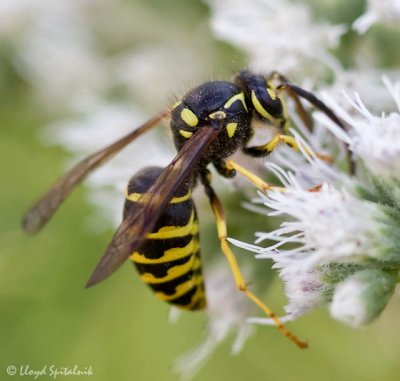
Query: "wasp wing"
22 110 169 234
86 125 221 288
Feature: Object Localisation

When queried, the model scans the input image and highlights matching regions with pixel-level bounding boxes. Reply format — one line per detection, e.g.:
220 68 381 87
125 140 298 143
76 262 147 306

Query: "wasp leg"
213 158 236 178
243 134 332 163
243 134 299 157
226 159 325 195
225 159 286 193
200 170 308 349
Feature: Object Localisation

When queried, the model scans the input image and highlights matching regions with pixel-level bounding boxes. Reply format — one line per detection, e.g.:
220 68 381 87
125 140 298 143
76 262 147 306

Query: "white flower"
257 184 385 266
230 78 400 327
207 0 345 77
0 0 35 35
327 69 400 114
353 0 400 34
231 181 388 322
268 260 327 319
1 0 108 109
113 45 215 108
317 77 400 182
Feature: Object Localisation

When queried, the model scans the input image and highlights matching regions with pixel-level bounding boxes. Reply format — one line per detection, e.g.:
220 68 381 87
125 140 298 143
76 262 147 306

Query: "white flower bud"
330 269 397 327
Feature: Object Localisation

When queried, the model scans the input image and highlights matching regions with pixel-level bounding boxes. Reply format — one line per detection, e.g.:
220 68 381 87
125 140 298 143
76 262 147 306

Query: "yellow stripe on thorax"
130 239 199 264
224 92 248 112
139 255 196 284
146 210 198 239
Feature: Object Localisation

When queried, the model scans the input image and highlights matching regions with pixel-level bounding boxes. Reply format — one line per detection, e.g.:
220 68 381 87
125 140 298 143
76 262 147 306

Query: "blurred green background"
2 1 400 380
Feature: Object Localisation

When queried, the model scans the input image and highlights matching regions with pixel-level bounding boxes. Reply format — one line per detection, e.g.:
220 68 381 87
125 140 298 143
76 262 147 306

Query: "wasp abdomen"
124 166 206 310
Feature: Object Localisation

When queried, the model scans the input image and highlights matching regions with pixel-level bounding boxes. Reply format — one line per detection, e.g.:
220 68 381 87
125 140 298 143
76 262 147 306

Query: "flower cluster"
231 78 400 328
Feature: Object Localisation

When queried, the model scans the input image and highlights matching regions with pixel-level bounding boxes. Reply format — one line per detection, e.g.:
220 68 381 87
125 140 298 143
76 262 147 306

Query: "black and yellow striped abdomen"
123 166 206 310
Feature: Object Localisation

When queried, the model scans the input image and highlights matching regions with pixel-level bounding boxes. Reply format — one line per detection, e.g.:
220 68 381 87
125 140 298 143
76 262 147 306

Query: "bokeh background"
1 0 400 380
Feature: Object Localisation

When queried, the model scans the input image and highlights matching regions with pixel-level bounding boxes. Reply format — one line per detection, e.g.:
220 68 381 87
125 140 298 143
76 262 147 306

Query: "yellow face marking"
209 110 226 120
267 87 277 100
139 255 196 284
224 92 248 112
226 122 237 138
125 189 192 204
146 210 198 239
251 90 274 122
130 239 199 264
180 108 198 127
179 129 193 139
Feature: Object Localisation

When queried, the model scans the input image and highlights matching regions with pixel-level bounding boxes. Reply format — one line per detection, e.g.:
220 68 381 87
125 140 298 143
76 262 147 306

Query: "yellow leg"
226 159 286 193
244 134 332 163
202 178 308 349
227 159 324 197
248 134 299 155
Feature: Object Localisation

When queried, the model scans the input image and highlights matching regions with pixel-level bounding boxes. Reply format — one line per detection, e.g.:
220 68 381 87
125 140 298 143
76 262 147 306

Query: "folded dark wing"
86 125 220 288
22 110 168 234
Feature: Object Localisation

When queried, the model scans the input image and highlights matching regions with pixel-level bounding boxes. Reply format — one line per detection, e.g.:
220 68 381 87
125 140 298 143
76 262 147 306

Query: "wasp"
22 70 350 349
